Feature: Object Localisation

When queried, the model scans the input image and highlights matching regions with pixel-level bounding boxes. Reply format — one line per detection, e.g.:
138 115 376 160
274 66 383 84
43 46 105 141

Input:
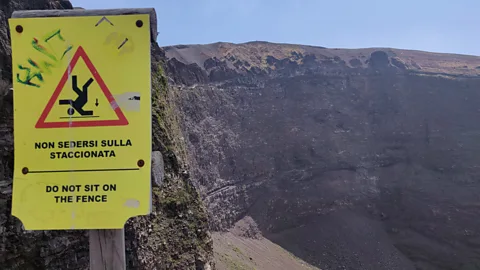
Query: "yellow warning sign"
36 46 129 128
9 13 152 230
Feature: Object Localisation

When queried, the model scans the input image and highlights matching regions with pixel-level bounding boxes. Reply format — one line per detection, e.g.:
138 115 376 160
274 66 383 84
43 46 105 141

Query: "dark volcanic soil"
165 41 480 270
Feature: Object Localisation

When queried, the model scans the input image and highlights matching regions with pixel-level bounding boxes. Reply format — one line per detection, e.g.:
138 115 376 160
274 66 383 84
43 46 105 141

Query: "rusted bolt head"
137 159 145 168
22 167 28 174
15 25 23 33
136 20 143 28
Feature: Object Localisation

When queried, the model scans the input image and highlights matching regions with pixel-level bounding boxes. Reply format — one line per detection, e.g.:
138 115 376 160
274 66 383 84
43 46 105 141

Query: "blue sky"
71 0 480 55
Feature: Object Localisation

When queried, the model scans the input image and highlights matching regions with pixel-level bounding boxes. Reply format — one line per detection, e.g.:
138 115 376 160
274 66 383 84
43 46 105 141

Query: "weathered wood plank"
89 229 126 270
11 8 158 41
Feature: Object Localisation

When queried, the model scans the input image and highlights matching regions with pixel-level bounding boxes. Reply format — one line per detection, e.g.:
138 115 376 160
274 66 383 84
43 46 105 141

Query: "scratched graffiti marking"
17 59 44 87
17 29 73 88
95 16 114 27
34 29 73 61
104 32 134 55
117 38 129 49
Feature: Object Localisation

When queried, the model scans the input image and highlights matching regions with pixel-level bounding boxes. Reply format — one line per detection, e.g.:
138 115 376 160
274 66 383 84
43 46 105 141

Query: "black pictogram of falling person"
59 75 94 116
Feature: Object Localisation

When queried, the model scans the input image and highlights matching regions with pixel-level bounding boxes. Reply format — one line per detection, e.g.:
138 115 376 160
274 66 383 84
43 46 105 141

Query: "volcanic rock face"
166 42 480 270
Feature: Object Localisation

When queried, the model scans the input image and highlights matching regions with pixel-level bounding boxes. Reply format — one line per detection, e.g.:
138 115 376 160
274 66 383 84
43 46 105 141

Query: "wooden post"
11 8 157 270
89 229 126 270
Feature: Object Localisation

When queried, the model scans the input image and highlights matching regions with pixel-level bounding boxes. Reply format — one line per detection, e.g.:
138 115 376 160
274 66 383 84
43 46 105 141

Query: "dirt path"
213 230 319 270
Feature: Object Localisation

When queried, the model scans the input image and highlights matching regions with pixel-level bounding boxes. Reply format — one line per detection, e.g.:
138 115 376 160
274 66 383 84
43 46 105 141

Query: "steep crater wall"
167 42 480 270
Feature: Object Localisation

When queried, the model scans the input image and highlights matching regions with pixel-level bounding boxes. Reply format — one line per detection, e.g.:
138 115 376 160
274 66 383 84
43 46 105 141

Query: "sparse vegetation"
124 60 213 269
217 252 255 270
232 246 244 256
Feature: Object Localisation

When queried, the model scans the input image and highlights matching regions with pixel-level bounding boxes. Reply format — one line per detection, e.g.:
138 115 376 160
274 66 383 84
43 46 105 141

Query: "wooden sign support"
89 229 126 269
11 8 157 270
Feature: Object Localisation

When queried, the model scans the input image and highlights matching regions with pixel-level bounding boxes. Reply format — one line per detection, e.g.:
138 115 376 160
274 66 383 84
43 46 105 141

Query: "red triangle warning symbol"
35 46 129 129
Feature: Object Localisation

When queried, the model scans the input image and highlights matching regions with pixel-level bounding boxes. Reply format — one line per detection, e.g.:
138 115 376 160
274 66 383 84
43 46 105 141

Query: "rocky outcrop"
0 2 213 269
166 42 480 269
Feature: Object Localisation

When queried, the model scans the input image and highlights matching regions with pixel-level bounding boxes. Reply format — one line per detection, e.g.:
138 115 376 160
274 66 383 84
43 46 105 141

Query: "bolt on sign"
9 13 152 230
